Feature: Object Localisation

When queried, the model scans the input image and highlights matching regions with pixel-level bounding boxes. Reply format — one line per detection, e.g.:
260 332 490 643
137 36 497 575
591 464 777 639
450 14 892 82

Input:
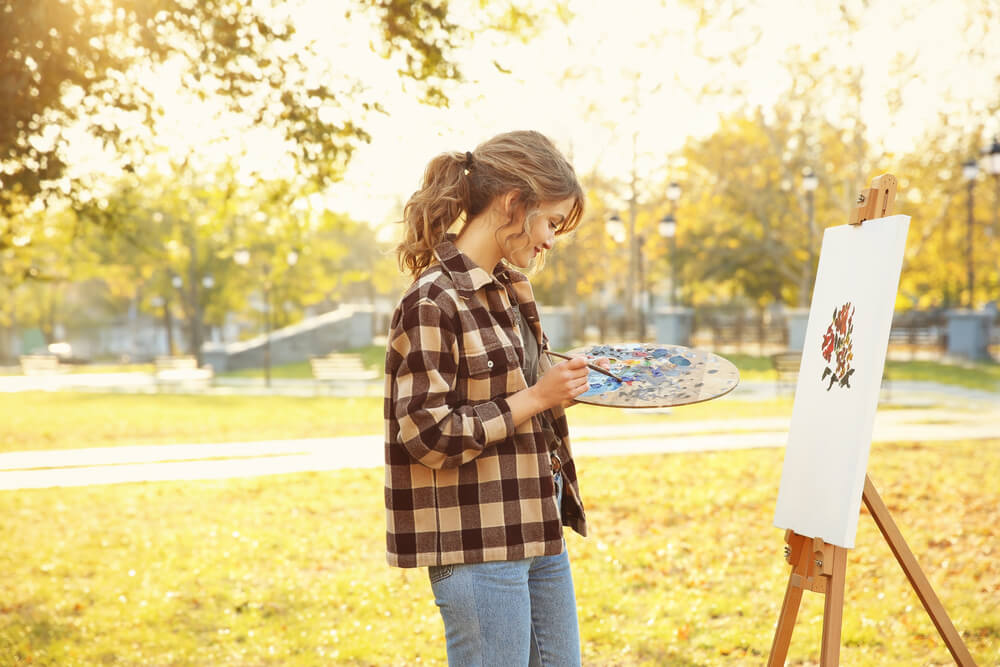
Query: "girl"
384 130 597 666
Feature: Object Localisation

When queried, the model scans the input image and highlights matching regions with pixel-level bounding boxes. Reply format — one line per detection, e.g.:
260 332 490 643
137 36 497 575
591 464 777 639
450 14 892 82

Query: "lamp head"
985 137 1000 176
606 214 626 244
666 181 682 202
802 167 818 192
962 157 980 182
658 214 677 238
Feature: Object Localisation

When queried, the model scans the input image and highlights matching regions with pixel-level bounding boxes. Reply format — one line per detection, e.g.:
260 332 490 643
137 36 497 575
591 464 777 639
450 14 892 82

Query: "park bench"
888 326 945 359
154 355 214 391
771 350 891 399
771 351 802 395
18 355 65 376
310 353 380 391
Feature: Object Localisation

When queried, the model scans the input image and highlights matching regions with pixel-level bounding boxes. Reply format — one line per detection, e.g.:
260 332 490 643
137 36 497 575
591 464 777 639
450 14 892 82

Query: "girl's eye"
549 220 558 231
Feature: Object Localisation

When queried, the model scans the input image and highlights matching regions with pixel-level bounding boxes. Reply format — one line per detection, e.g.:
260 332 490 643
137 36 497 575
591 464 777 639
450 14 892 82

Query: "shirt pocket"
465 338 512 379
463 325 519 379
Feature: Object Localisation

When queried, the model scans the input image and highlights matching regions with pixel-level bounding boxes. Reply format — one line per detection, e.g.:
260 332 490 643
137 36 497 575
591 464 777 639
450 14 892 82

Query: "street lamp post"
170 275 183 356
150 295 172 356
234 248 272 387
234 248 299 388
200 275 215 344
610 180 682 337
985 136 1000 233
664 180 682 306
606 214 627 337
658 213 677 305
962 158 979 308
802 168 819 307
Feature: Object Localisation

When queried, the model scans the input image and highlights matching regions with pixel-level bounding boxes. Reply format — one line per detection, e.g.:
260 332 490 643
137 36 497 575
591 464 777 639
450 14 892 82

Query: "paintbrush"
544 350 624 383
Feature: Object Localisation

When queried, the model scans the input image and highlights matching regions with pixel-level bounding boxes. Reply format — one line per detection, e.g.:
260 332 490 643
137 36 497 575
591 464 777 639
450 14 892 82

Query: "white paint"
773 215 910 548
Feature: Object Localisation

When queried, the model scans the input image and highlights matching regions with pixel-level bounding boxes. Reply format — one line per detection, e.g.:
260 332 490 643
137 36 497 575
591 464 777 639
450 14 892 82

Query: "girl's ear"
501 190 520 216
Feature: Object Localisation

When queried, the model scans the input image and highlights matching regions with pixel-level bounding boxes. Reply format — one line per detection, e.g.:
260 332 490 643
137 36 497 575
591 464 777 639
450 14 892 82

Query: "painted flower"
821 302 855 390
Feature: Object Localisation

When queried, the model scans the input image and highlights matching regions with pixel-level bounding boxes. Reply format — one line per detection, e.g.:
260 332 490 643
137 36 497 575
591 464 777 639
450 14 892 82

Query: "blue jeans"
428 473 580 667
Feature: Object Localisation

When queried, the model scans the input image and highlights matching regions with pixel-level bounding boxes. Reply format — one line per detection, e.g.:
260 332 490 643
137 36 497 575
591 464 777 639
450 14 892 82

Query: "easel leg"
863 475 977 667
767 532 807 667
819 546 847 666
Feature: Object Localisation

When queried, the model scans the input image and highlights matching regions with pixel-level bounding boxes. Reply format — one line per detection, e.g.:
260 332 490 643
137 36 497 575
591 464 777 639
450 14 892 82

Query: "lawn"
1 439 997 665
884 358 1000 392
216 346 1000 391
0 391 802 454
0 393 386 453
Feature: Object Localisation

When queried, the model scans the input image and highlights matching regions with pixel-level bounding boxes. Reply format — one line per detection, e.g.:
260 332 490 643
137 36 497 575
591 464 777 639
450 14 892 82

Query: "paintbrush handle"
544 350 623 383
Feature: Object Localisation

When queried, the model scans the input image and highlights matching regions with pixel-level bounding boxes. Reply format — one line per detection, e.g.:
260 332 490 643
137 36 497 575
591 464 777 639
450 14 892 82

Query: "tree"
73 158 405 361
0 0 541 262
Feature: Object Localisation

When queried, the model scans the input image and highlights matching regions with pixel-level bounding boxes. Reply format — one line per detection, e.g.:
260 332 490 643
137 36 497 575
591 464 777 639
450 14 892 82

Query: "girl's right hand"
532 356 590 410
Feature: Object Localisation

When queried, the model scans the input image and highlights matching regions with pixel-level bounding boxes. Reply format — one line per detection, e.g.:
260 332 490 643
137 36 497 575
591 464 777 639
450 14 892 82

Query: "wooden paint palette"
565 343 740 408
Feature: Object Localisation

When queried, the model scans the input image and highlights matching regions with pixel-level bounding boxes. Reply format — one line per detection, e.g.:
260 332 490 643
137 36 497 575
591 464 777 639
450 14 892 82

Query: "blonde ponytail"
397 131 584 279
397 151 472 277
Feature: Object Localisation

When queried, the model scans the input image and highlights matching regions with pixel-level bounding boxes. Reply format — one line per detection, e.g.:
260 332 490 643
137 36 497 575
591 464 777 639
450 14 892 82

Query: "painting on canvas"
773 214 910 548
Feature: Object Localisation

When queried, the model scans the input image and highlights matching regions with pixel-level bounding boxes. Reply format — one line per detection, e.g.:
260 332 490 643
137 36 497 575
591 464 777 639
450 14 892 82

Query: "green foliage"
894 120 1000 309
0 0 463 227
530 172 626 307
55 162 397 356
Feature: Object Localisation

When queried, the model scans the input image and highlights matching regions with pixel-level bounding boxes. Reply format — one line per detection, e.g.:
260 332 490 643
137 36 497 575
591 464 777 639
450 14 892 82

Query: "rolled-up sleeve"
389 298 515 469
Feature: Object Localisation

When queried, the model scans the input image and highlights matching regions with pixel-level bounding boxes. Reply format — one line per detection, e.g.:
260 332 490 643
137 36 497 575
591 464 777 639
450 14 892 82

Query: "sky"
315 0 997 227
65 0 1000 230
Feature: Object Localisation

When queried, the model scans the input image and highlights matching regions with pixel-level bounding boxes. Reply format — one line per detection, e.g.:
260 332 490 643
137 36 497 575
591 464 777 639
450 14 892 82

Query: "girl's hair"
397 130 585 278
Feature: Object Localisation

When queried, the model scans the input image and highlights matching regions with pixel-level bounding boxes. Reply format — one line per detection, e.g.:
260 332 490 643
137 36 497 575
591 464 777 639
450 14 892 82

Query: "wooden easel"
766 174 977 667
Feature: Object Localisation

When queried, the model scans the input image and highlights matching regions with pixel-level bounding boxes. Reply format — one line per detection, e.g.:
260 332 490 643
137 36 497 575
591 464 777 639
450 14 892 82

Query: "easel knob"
850 173 898 225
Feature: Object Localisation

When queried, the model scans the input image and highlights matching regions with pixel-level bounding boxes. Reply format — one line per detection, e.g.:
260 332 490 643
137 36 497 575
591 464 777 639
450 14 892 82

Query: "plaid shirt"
384 236 587 568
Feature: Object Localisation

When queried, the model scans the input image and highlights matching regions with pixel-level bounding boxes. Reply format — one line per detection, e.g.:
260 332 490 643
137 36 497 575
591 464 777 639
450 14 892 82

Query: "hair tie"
464 151 474 170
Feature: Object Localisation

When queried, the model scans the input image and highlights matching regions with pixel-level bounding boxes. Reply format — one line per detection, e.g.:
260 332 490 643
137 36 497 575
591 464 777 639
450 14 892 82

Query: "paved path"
2 408 997 491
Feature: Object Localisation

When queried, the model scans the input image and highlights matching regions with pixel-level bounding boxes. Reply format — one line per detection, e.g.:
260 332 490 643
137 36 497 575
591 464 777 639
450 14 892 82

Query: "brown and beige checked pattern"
384 235 587 568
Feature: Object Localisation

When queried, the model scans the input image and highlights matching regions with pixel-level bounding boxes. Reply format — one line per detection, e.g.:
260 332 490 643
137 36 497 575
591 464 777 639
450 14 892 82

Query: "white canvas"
773 215 910 548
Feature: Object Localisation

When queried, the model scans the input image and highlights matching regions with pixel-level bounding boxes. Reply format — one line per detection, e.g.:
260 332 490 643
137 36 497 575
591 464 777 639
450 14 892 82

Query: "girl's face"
503 196 576 268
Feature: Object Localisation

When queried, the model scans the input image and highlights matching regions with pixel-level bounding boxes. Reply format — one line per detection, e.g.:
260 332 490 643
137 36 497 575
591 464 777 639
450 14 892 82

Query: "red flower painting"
820 302 855 390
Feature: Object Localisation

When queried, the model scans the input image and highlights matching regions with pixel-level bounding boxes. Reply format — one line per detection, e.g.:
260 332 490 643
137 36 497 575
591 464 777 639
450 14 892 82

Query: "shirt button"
487 360 494 368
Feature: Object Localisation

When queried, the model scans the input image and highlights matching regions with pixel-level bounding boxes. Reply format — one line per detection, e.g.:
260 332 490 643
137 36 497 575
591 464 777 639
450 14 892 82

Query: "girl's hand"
532 356 590 411
562 357 609 409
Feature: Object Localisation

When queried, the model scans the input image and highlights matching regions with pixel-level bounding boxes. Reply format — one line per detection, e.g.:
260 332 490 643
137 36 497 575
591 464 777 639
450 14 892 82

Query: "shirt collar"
433 234 511 299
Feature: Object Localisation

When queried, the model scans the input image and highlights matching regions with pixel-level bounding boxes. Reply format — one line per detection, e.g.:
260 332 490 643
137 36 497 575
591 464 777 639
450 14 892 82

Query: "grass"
5 348 998 393
0 393 384 453
885 358 1000 392
219 349 1000 391
2 348 996 456
0 391 801 454
217 346 386 379
0 363 155 376
1 439 997 665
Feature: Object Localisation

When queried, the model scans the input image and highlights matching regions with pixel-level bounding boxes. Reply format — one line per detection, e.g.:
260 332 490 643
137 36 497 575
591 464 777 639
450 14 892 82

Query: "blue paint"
669 355 691 366
580 372 624 397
